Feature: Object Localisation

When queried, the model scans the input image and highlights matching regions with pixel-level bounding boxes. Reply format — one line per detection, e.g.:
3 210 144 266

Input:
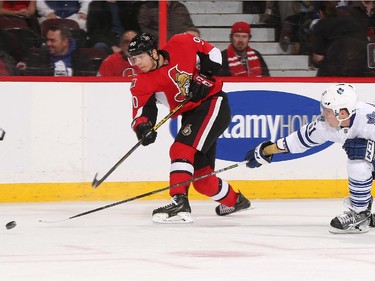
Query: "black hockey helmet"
128 33 158 57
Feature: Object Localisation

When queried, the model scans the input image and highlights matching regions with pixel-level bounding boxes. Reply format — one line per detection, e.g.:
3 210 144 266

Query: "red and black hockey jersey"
130 33 223 130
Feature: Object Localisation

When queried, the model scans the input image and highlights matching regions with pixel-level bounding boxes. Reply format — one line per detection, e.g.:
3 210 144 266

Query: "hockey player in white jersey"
244 83 374 234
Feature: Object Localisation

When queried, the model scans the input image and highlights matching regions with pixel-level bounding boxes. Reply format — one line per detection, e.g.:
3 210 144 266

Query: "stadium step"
184 1 313 77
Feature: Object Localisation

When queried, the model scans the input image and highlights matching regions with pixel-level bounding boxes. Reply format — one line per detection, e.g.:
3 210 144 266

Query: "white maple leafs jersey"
278 102 375 154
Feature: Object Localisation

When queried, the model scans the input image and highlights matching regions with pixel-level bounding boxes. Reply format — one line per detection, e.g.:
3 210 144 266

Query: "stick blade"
0 128 5 141
38 218 68 224
92 172 100 188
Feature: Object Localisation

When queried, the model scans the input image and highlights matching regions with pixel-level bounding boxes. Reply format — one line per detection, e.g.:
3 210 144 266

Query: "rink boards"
0 77 374 202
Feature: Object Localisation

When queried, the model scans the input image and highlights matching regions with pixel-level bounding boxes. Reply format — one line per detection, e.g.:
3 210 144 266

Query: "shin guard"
169 142 196 196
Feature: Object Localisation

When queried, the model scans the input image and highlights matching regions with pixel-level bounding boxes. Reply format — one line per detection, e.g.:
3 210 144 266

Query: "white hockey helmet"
320 83 357 121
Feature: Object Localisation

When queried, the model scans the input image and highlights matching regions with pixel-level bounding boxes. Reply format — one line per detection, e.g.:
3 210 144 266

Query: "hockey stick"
91 98 191 189
40 160 248 223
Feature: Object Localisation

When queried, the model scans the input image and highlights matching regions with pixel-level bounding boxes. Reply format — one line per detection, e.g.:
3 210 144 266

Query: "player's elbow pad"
198 52 222 76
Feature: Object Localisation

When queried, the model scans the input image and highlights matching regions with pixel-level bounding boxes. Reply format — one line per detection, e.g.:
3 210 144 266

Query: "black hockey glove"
244 141 274 168
135 122 157 146
188 73 215 102
342 138 375 162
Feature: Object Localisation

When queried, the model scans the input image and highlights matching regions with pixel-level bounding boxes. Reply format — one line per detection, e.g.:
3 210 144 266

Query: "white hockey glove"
342 138 375 162
244 141 274 168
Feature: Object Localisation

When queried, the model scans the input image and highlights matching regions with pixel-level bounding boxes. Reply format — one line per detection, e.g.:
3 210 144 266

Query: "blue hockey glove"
244 141 274 168
342 138 375 162
188 73 214 102
135 122 157 146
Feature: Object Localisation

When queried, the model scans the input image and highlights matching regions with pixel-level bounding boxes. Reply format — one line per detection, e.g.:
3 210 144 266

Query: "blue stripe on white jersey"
296 129 311 149
284 119 331 153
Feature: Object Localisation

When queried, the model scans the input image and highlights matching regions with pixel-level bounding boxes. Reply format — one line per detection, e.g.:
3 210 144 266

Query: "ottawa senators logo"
168 65 192 102
182 124 192 136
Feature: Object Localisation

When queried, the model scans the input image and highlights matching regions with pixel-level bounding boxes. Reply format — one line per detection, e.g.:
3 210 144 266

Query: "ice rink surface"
1 199 375 281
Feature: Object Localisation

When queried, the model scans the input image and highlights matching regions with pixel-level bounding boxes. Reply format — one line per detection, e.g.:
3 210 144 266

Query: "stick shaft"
153 98 189 131
92 140 142 188
71 161 247 220
92 98 190 188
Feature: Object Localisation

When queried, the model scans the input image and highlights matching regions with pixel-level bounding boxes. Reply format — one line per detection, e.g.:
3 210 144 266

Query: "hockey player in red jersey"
128 32 251 223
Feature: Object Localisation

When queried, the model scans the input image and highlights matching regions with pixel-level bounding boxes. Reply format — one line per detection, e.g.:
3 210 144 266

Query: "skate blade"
329 225 370 234
152 212 193 224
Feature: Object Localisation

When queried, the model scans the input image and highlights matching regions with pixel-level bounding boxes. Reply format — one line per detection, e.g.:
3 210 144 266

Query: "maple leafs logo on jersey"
366 111 375 125
336 87 345 95
168 65 192 102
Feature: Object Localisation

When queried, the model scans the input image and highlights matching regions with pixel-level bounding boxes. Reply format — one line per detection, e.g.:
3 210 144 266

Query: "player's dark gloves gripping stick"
135 121 157 146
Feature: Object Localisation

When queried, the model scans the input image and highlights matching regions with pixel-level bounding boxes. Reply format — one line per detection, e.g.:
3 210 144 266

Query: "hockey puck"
0 128 5 141
5 221 16 230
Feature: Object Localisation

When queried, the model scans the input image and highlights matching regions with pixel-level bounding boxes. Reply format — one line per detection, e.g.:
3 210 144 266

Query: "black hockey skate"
370 213 375 227
369 196 375 227
329 197 372 234
215 192 251 216
152 194 193 223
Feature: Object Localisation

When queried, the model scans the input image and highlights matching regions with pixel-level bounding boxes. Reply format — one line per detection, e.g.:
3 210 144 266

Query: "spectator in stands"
0 0 40 33
86 0 142 55
347 0 375 42
184 26 200 37
278 1 317 54
0 29 19 75
18 25 94 76
311 1 372 76
216 21 270 77
0 0 35 16
97 30 140 77
256 1 281 26
137 1 195 41
36 0 91 31
0 50 17 76
0 19 43 68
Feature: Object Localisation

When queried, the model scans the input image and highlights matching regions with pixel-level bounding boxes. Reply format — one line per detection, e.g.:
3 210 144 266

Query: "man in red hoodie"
98 30 140 77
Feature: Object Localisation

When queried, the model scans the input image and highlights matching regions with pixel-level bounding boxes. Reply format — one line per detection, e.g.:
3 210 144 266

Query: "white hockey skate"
329 197 372 234
152 194 193 224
